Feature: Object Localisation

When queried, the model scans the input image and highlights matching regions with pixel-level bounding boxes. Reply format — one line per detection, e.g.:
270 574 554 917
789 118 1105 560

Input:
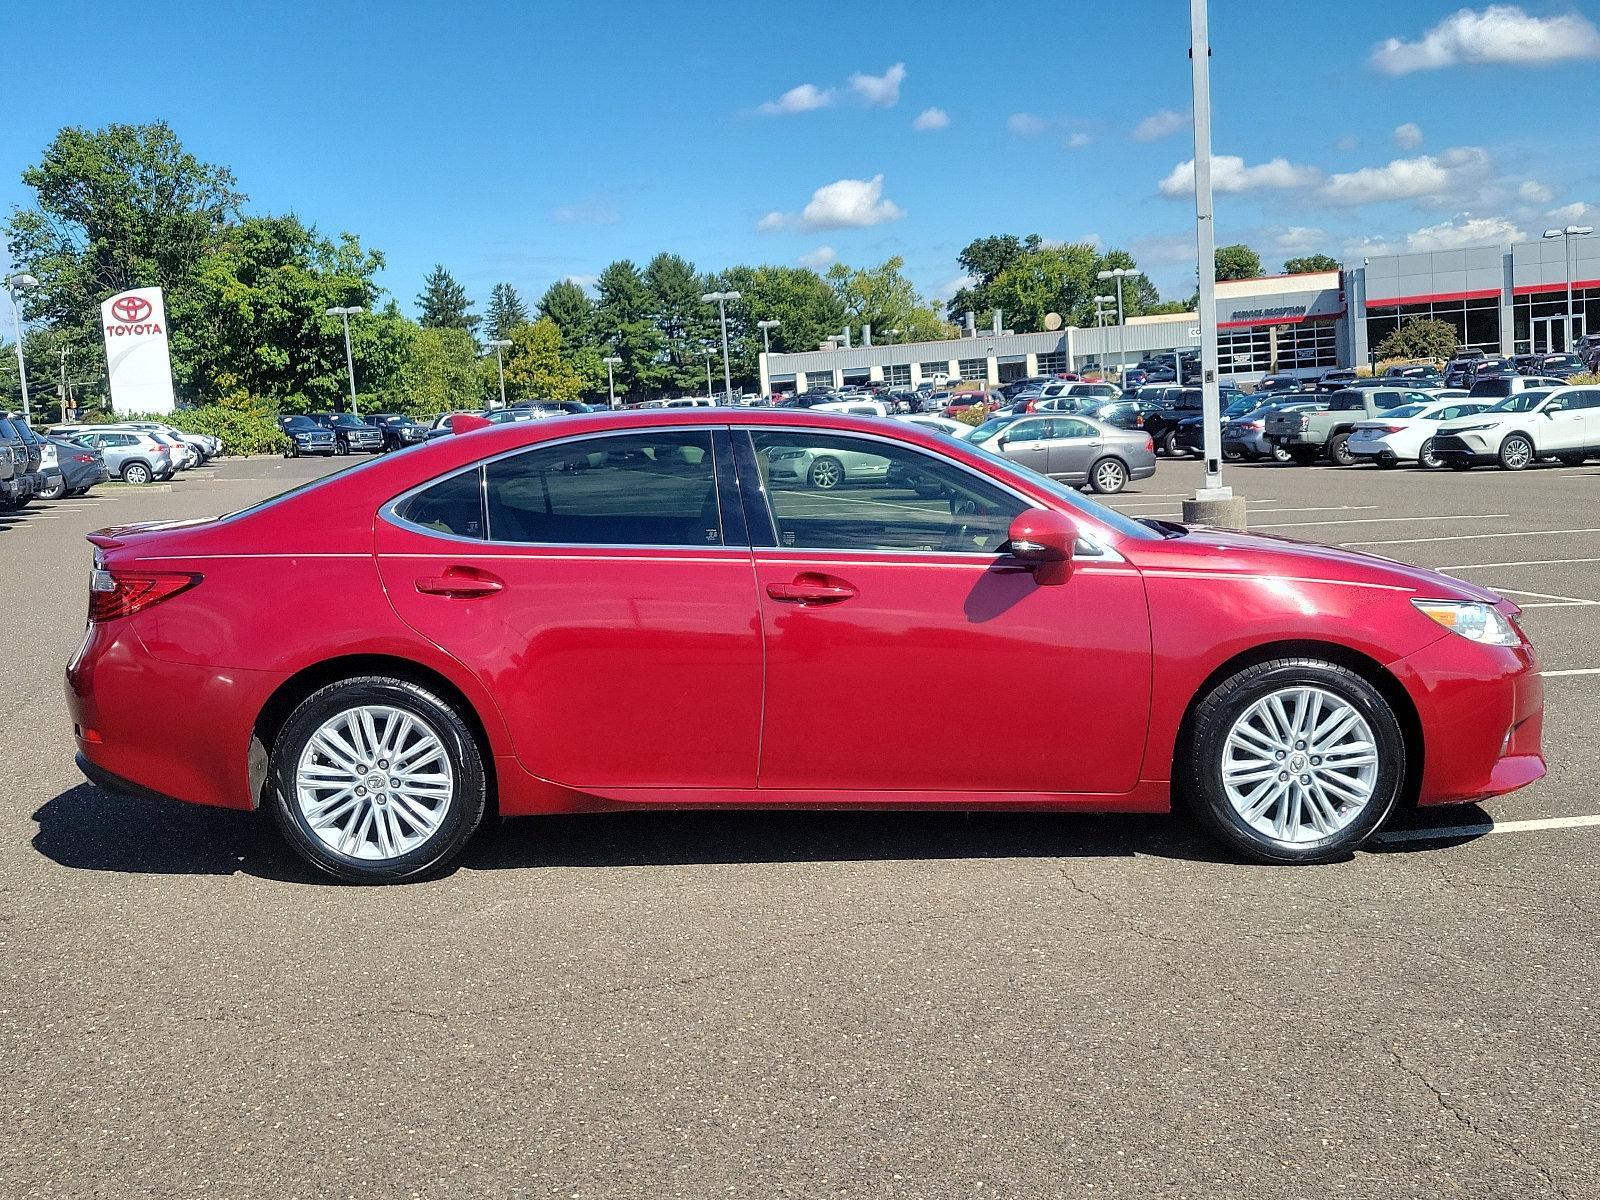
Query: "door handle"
766 574 857 605
415 569 504 598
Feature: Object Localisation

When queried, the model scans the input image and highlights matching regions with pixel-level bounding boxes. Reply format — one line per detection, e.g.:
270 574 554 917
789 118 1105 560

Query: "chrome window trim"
379 425 739 553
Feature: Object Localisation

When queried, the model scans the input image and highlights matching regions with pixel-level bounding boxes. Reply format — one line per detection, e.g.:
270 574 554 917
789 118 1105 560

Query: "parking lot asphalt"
2 450 1596 1198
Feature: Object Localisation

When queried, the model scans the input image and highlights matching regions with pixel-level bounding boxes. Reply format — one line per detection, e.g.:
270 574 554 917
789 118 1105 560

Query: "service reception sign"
100 286 176 415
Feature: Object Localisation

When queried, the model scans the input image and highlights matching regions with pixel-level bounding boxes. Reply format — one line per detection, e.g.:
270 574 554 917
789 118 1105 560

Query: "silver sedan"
969 413 1156 493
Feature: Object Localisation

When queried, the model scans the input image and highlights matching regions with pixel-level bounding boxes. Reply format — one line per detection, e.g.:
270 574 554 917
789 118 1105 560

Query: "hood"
1126 526 1505 607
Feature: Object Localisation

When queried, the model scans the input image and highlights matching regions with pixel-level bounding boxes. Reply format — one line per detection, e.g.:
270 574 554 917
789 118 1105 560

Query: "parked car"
279 415 337 457
1175 396 1259 458
1144 388 1207 456
1467 375 1568 400
35 437 66 500
1345 395 1485 469
5 413 49 498
1265 387 1438 465
311 412 385 454
0 415 25 508
942 391 1001 418
69 409 1546 882
1534 353 1586 380
1431 385 1600 470
1072 399 1153 431
366 413 431 452
1221 398 1325 462
1120 368 1150 393
117 422 219 462
894 414 973 439
45 435 109 496
1313 368 1359 393
811 399 891 417
970 413 1156 493
76 428 174 484
763 440 892 490
1381 364 1444 383
1443 349 1488 388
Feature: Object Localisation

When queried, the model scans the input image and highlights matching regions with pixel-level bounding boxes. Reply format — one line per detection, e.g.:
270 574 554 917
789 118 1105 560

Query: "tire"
334 439 350 457
1088 457 1129 494
1418 439 1442 470
268 676 487 884
122 461 152 485
286 442 299 459
38 477 65 500
1180 658 1406 865
1498 434 1533 471
1327 432 1355 466
1222 444 1243 463
808 456 845 490
1268 444 1292 464
1161 429 1181 456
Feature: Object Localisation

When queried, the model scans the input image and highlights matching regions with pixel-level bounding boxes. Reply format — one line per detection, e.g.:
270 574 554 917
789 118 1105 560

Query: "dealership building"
758 233 1600 393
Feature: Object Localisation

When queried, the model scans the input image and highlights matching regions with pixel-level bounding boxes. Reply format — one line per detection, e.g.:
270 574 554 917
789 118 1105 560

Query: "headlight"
1412 599 1518 646
1452 423 1497 433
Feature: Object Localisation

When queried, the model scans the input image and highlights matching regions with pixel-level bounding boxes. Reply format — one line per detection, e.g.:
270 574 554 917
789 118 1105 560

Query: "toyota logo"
111 295 152 323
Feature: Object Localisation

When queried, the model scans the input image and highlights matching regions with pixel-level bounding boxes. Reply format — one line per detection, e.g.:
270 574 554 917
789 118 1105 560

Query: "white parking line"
1484 587 1598 609
1442 557 1600 571
1542 668 1600 677
1377 814 1600 843
1255 512 1508 529
1346 527 1600 547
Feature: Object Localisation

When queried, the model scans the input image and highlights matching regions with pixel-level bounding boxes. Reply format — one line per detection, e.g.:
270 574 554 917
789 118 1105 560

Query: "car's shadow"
33 783 1495 884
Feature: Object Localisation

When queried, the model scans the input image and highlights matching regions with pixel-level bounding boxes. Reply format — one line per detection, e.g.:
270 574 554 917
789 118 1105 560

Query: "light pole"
1097 267 1135 381
1180 0 1244 529
4 273 39 418
704 350 715 400
1542 224 1594 350
324 305 365 415
757 318 780 354
1093 294 1115 376
701 289 741 401
603 354 622 408
486 338 512 408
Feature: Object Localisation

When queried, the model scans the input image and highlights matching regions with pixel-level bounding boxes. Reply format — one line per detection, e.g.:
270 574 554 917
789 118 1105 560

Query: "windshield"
966 417 1013 444
959 438 1160 542
331 414 367 428
282 416 319 430
1381 404 1427 418
1490 391 1550 413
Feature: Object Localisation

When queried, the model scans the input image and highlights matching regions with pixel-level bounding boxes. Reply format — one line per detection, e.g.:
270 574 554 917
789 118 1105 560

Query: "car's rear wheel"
1327 433 1355 466
1181 658 1405 864
808 456 845 490
1417 439 1442 469
268 677 487 884
1268 444 1292 463
1222 444 1243 462
1498 434 1533 471
122 462 152 485
1089 457 1128 494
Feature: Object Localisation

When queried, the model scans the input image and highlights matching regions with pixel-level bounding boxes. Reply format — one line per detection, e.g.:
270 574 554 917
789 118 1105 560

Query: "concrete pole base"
1182 494 1248 529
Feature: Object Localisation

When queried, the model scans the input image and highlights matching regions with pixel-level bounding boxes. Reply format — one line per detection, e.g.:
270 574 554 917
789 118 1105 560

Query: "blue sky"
4 1 1598 312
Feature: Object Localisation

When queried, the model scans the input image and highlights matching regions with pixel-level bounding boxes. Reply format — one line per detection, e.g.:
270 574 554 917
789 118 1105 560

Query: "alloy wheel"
1221 686 1378 844
1418 439 1440 469
1092 459 1127 493
294 705 455 861
809 458 843 489
1500 436 1532 470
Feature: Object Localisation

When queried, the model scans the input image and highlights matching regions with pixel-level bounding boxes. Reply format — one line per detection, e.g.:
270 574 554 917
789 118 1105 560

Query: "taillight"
73 453 95 463
1377 425 1403 434
1144 436 1155 452
89 570 201 622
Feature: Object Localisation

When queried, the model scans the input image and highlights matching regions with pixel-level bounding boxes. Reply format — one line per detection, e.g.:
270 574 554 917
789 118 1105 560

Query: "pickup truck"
1264 386 1431 465
1143 383 1246 456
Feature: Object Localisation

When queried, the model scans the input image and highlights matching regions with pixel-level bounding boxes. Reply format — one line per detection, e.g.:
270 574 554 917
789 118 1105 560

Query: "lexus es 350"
68 410 1544 883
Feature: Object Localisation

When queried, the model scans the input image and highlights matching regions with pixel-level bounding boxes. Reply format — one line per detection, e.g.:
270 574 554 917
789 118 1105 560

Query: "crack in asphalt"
1387 1048 1568 1199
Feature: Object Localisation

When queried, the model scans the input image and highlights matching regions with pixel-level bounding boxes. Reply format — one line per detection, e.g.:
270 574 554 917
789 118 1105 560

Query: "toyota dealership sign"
100 286 176 414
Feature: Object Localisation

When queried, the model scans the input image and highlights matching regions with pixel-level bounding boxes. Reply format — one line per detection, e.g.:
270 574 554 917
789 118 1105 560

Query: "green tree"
713 264 847 388
1214 244 1264 281
1376 317 1458 363
416 264 478 333
1283 254 1340 274
385 325 482 415
502 317 584 402
643 252 717 394
592 259 663 397
825 257 950 345
5 121 245 392
946 234 1039 320
538 278 594 344
484 282 529 340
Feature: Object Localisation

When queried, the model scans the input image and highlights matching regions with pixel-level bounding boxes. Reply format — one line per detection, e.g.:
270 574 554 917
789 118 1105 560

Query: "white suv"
1431 386 1600 470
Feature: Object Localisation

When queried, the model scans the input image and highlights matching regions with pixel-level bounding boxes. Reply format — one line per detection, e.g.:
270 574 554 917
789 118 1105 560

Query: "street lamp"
704 349 715 400
602 354 622 408
701 289 742 401
324 305 365 415
4 273 39 418
487 338 512 408
1542 225 1594 351
757 318 780 355
1093 294 1115 375
1096 267 1137 380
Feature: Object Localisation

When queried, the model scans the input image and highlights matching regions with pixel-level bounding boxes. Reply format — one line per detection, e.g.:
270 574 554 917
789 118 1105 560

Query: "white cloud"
758 175 905 233
1335 134 1360 151
1518 180 1553 204
849 63 906 107
912 107 949 132
1066 132 1093 149
1548 201 1599 223
758 83 835 115
1393 122 1423 149
1008 112 1048 136
1158 155 1319 197
1132 109 1188 142
1272 226 1328 253
1320 146 1489 206
1347 213 1528 257
798 246 836 269
1371 5 1600 74
565 274 599 292
934 273 977 302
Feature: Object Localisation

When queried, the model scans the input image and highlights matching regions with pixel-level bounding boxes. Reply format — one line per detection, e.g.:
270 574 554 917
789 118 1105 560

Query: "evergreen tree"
485 282 529 340
417 264 479 333
643 253 717 394
538 278 594 344
592 260 664 397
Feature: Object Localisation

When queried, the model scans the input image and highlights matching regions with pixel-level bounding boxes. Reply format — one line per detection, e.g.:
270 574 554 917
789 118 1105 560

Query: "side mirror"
995 435 1009 448
1544 402 1564 414
1006 509 1075 586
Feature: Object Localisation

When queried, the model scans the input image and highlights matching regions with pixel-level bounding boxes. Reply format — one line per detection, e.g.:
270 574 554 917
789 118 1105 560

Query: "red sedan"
68 410 1544 883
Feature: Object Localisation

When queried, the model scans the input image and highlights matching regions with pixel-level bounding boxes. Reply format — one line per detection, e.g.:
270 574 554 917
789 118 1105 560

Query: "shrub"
164 402 289 456
1376 318 1458 363
955 404 989 427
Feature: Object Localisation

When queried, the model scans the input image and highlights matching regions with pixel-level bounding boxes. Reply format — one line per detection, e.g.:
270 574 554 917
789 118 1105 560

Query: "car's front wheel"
122 462 152 485
268 676 487 884
1417 438 1442 469
1180 658 1405 864
808 456 845 490
1498 434 1533 471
